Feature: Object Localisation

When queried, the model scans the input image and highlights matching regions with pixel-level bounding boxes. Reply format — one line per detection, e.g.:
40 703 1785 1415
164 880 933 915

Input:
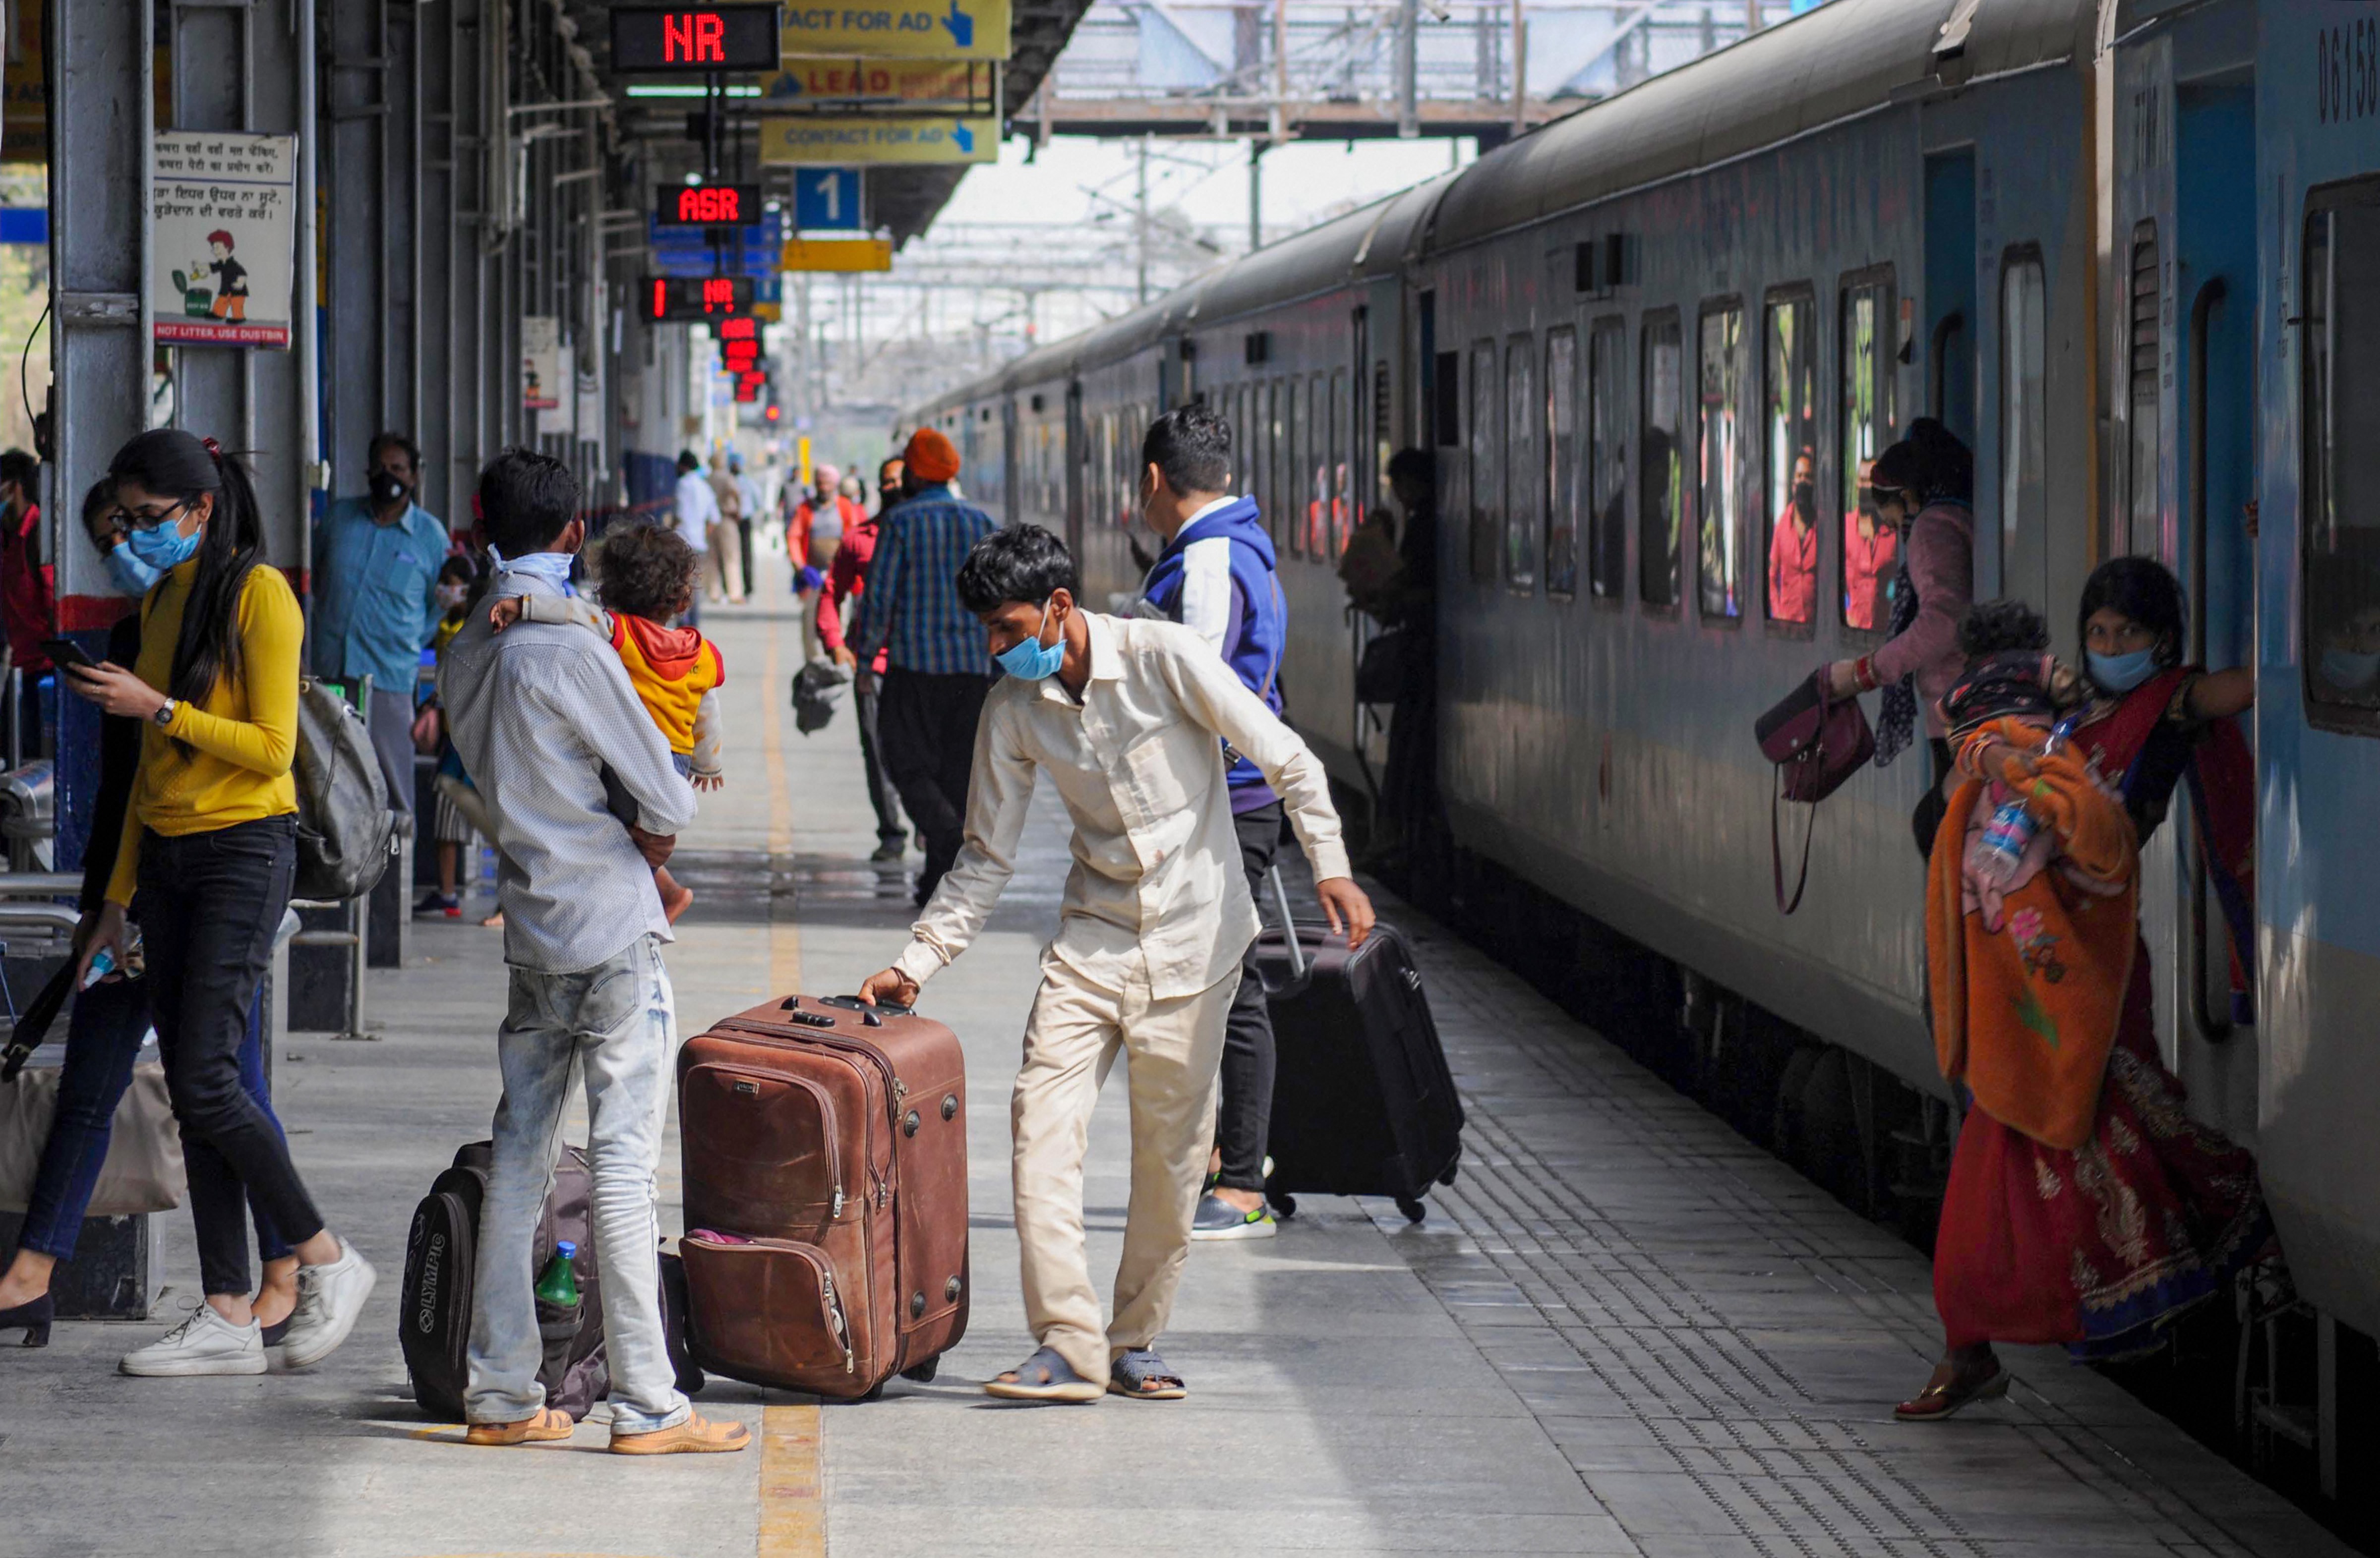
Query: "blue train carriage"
1174 178 1452 789
2242 0 2380 1354
1420 0 2099 1093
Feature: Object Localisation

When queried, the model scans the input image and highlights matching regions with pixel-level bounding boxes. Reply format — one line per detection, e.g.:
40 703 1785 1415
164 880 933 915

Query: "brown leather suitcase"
676 993 968 1399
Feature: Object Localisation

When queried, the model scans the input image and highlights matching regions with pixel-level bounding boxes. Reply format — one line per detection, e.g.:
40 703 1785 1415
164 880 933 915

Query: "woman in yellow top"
66 428 375 1378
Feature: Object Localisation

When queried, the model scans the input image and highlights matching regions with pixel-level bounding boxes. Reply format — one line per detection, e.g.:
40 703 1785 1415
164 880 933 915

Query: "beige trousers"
1011 948 1237 1384
705 519 745 603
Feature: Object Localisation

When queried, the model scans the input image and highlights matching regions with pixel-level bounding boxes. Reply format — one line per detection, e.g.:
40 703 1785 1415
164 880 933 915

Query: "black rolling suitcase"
1255 870 1464 1223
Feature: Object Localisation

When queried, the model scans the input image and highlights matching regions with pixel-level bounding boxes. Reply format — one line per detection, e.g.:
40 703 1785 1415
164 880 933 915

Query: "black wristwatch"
151 697 177 727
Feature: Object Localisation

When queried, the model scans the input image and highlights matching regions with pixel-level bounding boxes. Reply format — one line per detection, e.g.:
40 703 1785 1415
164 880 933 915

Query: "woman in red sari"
1897 597 2268 1422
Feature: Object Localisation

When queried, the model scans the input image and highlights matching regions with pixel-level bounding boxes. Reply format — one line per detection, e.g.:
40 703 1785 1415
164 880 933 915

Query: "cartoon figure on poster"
173 230 248 323
149 131 296 348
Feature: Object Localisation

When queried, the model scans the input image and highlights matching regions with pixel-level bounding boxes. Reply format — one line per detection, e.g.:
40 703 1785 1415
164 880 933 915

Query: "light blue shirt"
311 495 448 690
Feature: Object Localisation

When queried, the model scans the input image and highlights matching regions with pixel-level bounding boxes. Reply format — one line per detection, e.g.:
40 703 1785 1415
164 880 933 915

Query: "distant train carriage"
905 0 2380 1501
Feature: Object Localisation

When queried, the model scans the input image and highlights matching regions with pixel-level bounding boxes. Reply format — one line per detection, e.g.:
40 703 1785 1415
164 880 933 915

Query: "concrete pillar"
324 0 388 502
419 0 458 523
48 0 154 871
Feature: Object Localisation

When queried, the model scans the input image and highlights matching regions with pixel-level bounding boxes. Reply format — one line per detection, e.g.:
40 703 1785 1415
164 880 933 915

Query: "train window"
1840 274 1896 630
1587 318 1626 602
1330 366 1349 555
1763 291 1818 627
1545 327 1579 599
1639 312 1683 608
1698 302 1746 621
1504 336 1539 590
2300 196 2380 732
1314 371 1330 555
1280 377 1299 555
1469 341 1498 579
2127 222 2161 556
2000 251 2048 569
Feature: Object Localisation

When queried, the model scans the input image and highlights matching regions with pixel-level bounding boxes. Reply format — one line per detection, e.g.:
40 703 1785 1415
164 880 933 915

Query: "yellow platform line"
758 1400 827 1556
756 618 824 1558
762 618 801 994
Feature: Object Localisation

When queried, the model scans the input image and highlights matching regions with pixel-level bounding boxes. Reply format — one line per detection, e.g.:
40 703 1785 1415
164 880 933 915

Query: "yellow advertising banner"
762 58 983 105
780 236 894 273
759 115 998 165
778 0 1011 61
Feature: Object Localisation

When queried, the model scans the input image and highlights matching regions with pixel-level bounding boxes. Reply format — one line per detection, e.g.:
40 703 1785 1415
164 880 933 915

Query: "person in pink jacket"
1825 418 1975 856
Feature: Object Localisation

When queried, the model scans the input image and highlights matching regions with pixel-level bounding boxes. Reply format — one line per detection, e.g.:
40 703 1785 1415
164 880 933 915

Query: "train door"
2174 68 2258 1109
1064 380 1085 560
1923 150 1978 445
1002 397 1019 525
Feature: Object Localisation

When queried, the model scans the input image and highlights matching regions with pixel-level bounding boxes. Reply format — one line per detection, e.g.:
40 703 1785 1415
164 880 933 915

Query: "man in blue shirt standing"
311 430 447 827
853 426 996 908
1135 404 1290 1241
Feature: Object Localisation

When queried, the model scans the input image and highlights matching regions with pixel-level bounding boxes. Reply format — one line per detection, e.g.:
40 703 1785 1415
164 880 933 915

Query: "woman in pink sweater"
1826 418 1975 855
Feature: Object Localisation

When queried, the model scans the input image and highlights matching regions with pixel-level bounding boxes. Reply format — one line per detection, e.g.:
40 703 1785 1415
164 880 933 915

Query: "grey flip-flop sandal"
1108 1348 1186 1400
983 1345 1104 1404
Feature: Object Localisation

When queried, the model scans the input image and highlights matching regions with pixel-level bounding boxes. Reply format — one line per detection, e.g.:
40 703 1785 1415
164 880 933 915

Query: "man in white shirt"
861 524 1373 1405
670 450 716 625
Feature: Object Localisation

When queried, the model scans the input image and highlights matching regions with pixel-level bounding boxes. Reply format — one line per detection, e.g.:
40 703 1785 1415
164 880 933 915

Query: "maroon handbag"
1753 670 1874 913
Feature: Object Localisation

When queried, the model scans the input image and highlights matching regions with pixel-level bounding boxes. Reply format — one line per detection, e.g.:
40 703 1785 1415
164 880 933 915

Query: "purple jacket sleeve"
1867 504 1973 698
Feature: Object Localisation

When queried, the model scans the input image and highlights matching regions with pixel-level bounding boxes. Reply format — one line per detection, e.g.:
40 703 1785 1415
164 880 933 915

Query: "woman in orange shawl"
1897 602 2268 1422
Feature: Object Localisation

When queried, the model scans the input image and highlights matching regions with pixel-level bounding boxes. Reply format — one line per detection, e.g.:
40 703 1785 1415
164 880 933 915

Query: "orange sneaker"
609 1411 751 1455
464 1407 576 1446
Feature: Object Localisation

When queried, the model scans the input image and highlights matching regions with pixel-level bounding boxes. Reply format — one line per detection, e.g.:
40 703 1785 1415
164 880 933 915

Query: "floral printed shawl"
1927 718 2140 1151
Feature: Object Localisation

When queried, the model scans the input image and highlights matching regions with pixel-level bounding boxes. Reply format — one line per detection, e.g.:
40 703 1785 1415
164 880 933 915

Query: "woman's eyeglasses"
109 502 188 534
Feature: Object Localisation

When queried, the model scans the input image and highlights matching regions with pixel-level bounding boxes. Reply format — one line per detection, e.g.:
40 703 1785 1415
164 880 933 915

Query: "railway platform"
0 577 2349 1558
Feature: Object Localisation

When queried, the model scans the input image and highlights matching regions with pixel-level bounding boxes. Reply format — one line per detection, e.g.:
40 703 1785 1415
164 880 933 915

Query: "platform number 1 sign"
793 169 862 231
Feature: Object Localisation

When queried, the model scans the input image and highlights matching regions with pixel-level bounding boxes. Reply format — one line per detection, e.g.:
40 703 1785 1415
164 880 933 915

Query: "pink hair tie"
200 437 223 461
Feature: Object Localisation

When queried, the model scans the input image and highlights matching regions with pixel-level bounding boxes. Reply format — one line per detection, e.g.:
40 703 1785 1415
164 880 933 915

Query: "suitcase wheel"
1265 1193 1297 1220
1394 1196 1427 1225
858 1380 887 1403
1437 1162 1460 1187
899 1357 940 1384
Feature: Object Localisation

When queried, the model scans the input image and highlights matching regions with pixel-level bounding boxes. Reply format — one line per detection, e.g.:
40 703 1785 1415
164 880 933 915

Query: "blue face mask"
994 602 1064 681
2087 647 2160 695
124 513 200 572
488 546 579 591
105 540 163 596
2320 647 2380 692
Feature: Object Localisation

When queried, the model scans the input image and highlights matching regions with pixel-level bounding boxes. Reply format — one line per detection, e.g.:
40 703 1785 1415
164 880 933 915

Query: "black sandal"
983 1346 1104 1404
1108 1348 1186 1400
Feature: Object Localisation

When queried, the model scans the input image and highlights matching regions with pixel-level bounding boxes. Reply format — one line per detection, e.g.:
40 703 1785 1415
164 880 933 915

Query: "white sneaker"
281 1238 377 1369
119 1304 268 1377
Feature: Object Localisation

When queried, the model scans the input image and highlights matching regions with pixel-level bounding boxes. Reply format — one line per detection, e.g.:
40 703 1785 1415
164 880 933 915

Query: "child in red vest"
488 522 722 921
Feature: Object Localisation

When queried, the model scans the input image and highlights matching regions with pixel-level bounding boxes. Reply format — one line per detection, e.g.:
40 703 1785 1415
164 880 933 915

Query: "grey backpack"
292 677 395 901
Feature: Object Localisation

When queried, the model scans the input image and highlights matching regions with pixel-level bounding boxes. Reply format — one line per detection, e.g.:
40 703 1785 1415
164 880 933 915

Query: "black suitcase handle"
1264 864 1309 981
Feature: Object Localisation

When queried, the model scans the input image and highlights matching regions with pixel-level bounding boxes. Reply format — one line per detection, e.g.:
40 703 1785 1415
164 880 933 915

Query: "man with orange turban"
852 427 999 906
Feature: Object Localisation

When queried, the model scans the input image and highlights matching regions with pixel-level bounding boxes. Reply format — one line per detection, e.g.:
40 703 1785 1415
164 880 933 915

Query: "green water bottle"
534 1241 580 1307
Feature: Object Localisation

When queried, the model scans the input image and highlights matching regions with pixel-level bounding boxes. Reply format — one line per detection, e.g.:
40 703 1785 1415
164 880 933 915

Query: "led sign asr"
645 275 755 321
610 6 782 73
657 183 763 227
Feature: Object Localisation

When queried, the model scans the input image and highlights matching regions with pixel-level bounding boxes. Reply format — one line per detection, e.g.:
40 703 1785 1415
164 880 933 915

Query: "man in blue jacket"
1136 403 1288 1241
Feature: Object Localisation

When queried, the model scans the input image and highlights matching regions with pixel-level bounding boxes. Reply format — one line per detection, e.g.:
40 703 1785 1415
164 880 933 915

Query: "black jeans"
138 814 322 1295
876 669 992 899
1216 802 1283 1192
853 674 908 848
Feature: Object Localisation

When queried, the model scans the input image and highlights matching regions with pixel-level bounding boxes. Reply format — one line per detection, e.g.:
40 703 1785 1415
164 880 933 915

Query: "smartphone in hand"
39 637 101 673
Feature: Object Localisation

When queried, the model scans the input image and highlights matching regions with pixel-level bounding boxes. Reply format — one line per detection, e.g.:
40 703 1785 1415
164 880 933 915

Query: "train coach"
909 0 2380 1500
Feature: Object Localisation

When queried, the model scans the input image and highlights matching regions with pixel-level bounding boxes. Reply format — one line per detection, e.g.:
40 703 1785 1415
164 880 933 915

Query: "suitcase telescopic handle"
1266 863 1308 981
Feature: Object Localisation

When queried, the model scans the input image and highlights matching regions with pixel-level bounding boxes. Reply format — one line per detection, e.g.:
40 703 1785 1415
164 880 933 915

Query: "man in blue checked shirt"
311 430 448 823
852 426 998 907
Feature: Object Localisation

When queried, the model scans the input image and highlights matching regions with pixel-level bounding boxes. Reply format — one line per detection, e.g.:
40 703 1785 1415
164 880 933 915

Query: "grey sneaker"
1190 1193 1277 1241
282 1238 377 1368
120 1304 267 1377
